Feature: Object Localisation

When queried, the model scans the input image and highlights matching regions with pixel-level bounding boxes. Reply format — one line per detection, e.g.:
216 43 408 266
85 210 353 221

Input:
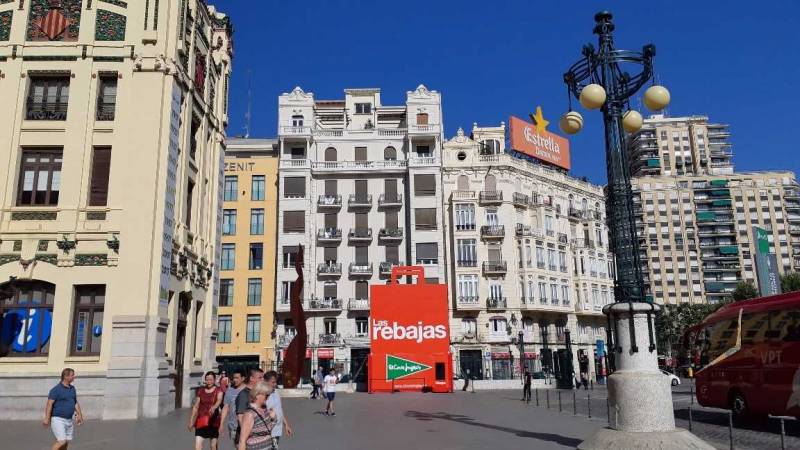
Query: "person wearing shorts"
323 368 338 416
188 371 223 449
43 368 83 450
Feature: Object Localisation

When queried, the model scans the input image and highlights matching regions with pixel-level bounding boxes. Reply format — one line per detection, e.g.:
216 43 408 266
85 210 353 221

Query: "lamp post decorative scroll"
561 12 712 450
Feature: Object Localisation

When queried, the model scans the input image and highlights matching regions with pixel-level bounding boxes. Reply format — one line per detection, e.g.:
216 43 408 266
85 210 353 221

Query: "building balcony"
317 228 343 244
482 261 507 275
348 228 373 243
785 189 800 200
278 333 301 347
485 332 510 343
789 225 800 235
378 193 403 208
317 195 342 209
276 297 291 312
317 333 342 347
456 296 481 309
557 233 569 244
457 259 478 268
571 238 596 249
378 227 404 243
312 160 408 173
307 298 343 311
451 190 477 201
280 125 312 136
408 123 441 135
409 156 440 167
279 159 311 169
26 101 68 121
520 298 538 310
349 262 373 277
568 208 590 220
513 192 530 208
379 261 403 275
96 101 116 121
479 191 503 205
486 297 508 310
348 194 373 209
348 298 370 311
480 225 505 239
515 224 544 238
317 262 342 277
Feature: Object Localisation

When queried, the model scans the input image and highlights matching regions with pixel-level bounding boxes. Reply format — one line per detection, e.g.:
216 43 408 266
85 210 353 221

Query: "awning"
317 348 335 359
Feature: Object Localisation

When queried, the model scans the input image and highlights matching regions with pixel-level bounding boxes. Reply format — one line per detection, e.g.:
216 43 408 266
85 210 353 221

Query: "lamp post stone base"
578 428 716 450
576 302 713 449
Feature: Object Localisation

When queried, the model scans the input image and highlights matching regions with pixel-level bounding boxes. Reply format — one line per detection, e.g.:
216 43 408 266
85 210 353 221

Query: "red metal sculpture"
282 245 306 388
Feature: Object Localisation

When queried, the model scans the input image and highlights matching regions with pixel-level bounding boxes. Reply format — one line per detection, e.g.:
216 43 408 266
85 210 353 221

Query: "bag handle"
389 265 426 285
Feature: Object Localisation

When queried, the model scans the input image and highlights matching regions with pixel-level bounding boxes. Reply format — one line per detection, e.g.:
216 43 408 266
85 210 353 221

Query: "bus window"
701 318 739 364
781 310 800 342
742 312 768 345
765 310 785 341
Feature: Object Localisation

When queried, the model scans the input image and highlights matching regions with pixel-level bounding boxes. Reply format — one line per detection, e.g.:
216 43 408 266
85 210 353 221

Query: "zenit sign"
369 267 453 393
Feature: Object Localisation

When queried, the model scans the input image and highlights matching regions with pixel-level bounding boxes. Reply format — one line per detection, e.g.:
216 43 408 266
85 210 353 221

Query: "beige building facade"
632 172 800 304
216 139 278 370
0 1 232 419
442 124 613 381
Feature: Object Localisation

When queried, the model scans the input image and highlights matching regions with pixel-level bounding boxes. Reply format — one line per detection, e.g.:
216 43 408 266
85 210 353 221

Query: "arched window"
324 147 337 162
457 174 469 190
485 174 497 192
383 146 397 161
581 198 588 211
569 194 574 210
0 280 56 357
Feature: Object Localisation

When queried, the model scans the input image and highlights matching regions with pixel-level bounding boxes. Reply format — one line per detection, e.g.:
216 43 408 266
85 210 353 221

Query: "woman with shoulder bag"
188 371 224 450
238 382 278 450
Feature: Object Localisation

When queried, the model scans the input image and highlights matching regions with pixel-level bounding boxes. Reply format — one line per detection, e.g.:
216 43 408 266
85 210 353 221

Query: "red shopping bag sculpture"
368 266 453 393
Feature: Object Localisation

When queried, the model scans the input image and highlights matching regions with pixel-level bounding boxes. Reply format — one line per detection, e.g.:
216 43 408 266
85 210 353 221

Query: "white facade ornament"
286 86 311 100
455 127 466 143
410 84 432 98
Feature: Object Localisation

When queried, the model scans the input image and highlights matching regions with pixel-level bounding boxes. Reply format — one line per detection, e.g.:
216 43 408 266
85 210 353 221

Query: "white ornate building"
274 85 445 380
442 124 614 381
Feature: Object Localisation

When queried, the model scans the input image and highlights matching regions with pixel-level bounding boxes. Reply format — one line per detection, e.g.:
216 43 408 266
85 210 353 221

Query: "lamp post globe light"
561 12 713 450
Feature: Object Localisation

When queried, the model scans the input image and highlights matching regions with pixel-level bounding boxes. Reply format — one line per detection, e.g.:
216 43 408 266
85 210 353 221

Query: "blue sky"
215 0 800 184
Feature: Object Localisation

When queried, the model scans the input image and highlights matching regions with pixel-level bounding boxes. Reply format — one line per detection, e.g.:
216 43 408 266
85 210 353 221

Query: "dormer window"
355 103 371 114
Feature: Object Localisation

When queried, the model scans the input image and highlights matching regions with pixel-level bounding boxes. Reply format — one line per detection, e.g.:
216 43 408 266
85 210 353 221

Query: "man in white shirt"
264 371 293 443
323 368 338 416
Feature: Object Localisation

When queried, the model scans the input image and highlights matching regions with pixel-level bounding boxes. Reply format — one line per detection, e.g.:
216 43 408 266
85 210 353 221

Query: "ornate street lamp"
561 12 712 450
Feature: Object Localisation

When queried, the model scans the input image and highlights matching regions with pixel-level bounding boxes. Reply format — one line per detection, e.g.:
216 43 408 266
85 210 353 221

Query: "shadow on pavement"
404 410 583 447
673 408 800 436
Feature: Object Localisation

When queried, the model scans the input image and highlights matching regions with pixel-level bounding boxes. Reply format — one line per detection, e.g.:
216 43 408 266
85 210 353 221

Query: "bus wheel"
729 391 748 419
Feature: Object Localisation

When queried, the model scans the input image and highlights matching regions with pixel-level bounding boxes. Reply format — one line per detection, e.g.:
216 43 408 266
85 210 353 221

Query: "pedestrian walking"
309 370 319 399
323 368 338 416
235 368 265 447
461 369 470 392
237 382 277 450
43 368 83 450
188 371 224 450
219 371 230 393
522 369 532 403
264 370 293 444
219 369 245 449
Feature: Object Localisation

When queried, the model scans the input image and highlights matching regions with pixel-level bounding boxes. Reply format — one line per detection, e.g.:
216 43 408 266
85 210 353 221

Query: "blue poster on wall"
1 308 53 353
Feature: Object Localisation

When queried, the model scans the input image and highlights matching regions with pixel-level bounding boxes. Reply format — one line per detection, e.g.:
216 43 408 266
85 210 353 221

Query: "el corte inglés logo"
386 354 432 380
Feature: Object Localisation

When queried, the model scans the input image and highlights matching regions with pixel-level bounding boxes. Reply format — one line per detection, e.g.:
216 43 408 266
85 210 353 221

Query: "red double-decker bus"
685 291 800 419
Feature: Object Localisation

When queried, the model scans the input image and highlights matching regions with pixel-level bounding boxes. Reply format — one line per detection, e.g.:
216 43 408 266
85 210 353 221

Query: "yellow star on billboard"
529 106 550 133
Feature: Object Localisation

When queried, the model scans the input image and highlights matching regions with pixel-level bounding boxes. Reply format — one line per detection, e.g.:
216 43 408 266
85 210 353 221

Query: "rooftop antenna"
243 69 252 138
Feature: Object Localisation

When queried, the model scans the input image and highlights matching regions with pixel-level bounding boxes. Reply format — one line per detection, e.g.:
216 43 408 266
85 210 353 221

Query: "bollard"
690 383 694 406
587 391 592 418
535 388 539 407
573 389 577 415
606 397 610 424
590 379 594 390
546 389 550 409
780 417 786 450
558 390 562 413
728 410 734 450
688 405 693 432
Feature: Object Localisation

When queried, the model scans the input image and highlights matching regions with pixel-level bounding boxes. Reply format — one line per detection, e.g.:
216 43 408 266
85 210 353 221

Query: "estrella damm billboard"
368 266 453 393
509 115 571 170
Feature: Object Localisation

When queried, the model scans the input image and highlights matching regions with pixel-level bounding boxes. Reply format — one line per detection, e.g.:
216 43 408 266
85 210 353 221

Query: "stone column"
578 302 714 450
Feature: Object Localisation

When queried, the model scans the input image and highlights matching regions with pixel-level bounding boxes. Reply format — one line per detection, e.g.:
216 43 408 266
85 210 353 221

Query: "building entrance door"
459 349 484 380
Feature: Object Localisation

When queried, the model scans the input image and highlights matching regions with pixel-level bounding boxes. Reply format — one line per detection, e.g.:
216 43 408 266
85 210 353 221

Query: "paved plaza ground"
1 388 796 450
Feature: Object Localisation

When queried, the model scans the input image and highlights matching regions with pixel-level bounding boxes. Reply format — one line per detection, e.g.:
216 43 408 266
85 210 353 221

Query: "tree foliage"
655 301 727 355
731 281 759 301
781 272 800 293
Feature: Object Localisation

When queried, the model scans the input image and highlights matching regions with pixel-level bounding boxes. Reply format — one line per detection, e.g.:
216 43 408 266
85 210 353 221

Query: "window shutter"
414 174 436 196
283 211 304 233
355 281 368 299
488 244 501 261
385 211 398 228
325 180 337 196
355 246 369 264
355 146 367 161
457 175 469 190
384 178 397 195
324 247 337 262
416 243 437 260
355 180 367 195
324 283 337 298
384 146 397 160
89 147 111 206
324 213 337 228
324 147 337 162
284 177 306 198
355 213 368 229
415 208 437 230
416 113 429 125
385 246 399 263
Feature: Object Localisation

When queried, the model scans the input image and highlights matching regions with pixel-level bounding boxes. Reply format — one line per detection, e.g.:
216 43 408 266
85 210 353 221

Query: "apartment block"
627 114 733 177
0 1 232 418
216 139 279 370
274 85 445 379
442 124 614 381
632 172 800 304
